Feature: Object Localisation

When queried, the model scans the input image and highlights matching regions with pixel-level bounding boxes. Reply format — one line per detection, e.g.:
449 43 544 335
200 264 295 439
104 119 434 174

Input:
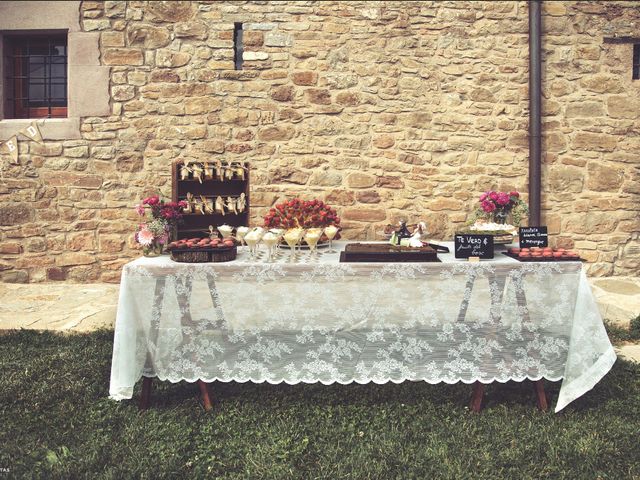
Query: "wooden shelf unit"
171 161 250 240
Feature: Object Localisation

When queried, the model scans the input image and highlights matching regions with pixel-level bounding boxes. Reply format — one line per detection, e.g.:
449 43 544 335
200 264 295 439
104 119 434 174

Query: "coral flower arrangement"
135 195 187 256
264 198 341 230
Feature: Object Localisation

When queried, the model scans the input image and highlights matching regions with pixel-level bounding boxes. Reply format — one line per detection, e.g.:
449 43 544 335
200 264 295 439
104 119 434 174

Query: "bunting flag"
1 136 19 164
19 121 43 143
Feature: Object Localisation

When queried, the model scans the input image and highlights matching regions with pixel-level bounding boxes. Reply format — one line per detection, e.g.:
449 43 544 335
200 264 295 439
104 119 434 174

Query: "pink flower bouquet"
134 195 187 256
475 190 528 225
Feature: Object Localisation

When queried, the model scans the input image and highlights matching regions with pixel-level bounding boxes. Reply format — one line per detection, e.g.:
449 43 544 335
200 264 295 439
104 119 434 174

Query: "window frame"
5 33 68 119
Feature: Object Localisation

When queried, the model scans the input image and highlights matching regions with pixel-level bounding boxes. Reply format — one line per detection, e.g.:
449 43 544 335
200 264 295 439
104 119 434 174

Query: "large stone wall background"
540 2 640 276
0 0 638 282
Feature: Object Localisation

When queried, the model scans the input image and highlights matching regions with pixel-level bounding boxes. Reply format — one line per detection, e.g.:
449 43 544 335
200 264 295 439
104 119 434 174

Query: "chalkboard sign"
454 234 494 259
519 226 548 248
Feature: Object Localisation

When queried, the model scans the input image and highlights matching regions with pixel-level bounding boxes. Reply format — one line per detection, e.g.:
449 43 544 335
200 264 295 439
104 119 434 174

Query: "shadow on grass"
1 330 639 480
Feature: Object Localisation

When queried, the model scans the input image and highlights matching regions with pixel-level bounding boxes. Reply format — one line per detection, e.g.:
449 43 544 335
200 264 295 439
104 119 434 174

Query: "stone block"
150 70 180 83
127 25 171 48
46 267 67 281
0 242 22 254
104 1 125 18
291 71 318 86
377 176 404 189
103 48 144 65
572 132 618 152
0 204 32 226
325 74 359 90
607 95 639 119
470 88 495 102
1 270 29 283
309 171 342 187
185 97 222 114
91 146 116 160
356 191 381 204
265 32 293 47
347 172 377 188
428 198 464 211
175 22 208 40
565 102 604 118
156 50 191 67
111 85 136 101
586 163 624 192
99 235 125 253
83 19 110 31
101 31 124 47
271 168 309 185
580 74 624 94
243 31 264 47
336 91 359 106
66 232 96 251
115 152 144 172
323 190 355 206
271 85 295 102
373 135 395 149
202 140 225 153
258 126 295 141
342 208 386 222
243 51 269 61
30 143 63 156
147 1 194 22
478 152 514 166
305 88 331 105
548 165 584 193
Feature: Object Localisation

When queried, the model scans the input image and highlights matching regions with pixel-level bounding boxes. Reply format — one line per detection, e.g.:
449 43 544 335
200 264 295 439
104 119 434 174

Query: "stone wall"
0 0 638 283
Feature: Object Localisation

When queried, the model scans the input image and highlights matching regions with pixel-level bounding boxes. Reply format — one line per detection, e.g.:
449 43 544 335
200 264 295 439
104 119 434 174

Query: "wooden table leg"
139 377 152 410
534 379 548 411
197 380 214 411
469 381 485 413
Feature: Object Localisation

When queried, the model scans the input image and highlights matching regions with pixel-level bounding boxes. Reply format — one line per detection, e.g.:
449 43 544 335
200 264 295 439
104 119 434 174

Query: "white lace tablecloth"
109 242 615 412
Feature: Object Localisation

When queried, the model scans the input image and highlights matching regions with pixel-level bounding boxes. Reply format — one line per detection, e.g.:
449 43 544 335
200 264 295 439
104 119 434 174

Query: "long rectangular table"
109 242 616 412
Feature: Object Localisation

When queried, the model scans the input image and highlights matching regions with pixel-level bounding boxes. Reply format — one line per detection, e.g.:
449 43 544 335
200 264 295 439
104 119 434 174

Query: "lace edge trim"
109 374 565 401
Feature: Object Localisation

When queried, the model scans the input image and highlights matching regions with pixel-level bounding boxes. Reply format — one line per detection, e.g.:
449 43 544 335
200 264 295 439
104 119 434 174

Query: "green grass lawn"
0 330 639 480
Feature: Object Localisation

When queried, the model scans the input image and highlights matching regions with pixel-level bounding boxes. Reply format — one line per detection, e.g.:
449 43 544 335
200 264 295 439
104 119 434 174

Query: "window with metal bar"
633 44 640 80
4 34 67 119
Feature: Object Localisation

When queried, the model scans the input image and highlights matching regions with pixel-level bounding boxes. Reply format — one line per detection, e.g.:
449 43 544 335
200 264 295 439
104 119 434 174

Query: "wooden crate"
171 160 250 240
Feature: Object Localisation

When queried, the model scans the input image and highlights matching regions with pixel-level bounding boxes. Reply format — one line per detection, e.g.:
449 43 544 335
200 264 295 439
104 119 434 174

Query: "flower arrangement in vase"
135 195 187 256
471 190 528 228
264 198 341 230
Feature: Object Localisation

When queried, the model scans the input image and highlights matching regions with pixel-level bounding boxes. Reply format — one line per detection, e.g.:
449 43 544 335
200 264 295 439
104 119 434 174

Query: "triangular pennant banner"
1 136 19 164
19 121 43 143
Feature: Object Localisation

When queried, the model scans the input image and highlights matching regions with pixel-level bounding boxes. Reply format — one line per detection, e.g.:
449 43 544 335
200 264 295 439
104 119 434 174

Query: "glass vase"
143 241 164 257
493 210 510 225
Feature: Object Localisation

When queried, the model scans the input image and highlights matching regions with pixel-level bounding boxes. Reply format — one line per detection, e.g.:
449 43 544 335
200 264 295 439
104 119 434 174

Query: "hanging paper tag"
20 122 44 143
2 136 19 164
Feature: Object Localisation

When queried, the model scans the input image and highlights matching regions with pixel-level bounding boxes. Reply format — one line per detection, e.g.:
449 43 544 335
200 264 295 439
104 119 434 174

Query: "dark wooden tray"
502 252 584 262
169 245 237 263
340 243 439 263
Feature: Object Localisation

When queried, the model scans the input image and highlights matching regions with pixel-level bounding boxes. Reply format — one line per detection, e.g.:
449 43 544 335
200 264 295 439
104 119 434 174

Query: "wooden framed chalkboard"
519 226 548 248
454 234 494 259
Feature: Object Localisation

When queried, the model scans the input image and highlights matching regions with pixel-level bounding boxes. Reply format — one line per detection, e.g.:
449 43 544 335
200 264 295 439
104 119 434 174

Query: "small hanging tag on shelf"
468 256 480 263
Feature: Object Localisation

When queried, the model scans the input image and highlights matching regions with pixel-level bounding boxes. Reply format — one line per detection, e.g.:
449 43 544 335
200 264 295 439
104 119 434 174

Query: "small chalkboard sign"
454 234 494 259
519 226 548 248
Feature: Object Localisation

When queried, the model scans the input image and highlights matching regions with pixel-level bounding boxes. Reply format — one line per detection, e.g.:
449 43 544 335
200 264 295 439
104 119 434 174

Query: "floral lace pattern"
109 252 615 412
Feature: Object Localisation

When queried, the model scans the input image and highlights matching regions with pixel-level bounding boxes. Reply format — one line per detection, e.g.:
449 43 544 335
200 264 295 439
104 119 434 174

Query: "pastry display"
504 247 582 262
167 237 237 263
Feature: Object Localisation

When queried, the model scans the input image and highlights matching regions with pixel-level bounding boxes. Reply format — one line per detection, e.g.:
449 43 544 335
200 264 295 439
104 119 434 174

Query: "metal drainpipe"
529 0 542 226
